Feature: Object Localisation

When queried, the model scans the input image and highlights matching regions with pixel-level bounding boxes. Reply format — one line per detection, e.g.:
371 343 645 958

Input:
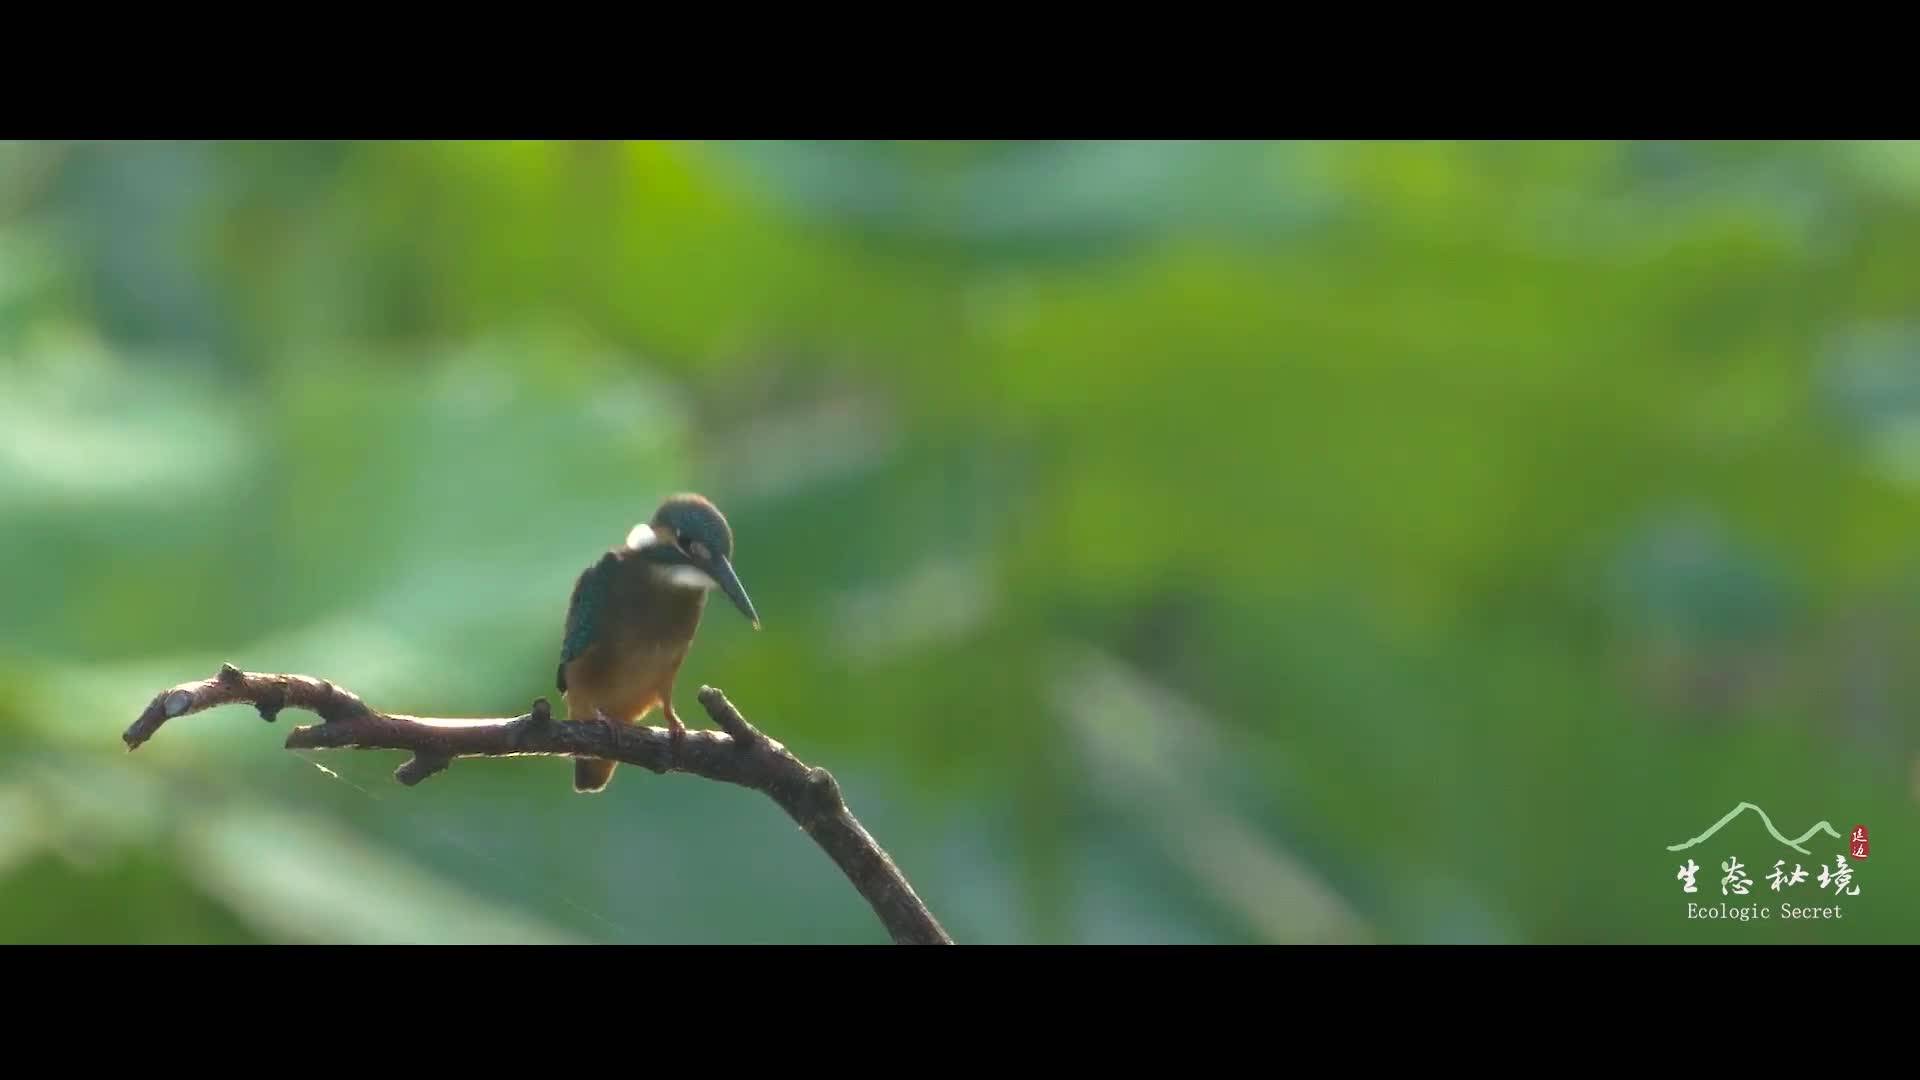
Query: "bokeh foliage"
2 140 1916 943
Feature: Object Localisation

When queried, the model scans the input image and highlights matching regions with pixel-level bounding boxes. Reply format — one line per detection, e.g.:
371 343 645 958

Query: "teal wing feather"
556 551 620 693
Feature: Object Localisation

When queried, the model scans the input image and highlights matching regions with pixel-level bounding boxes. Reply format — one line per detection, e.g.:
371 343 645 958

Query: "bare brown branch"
124 664 953 945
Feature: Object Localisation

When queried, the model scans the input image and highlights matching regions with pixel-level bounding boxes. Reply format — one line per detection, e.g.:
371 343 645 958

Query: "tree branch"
123 663 954 945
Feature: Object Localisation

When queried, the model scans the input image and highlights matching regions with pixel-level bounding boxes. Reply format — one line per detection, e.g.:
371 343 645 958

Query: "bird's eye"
687 540 710 561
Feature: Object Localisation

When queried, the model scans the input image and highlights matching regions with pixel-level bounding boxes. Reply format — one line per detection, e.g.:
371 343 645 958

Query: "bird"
555 492 760 793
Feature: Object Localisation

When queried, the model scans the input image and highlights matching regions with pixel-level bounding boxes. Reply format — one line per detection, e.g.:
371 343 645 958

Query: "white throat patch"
657 564 719 591
625 523 658 549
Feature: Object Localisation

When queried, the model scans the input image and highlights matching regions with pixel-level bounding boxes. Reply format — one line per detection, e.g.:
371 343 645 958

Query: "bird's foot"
665 708 687 767
593 708 623 748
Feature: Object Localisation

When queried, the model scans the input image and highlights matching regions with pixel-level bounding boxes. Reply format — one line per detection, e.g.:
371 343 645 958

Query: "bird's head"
627 493 760 629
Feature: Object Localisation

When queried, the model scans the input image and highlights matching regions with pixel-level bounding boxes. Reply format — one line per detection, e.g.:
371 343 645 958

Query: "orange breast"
561 624 692 725
561 556 708 726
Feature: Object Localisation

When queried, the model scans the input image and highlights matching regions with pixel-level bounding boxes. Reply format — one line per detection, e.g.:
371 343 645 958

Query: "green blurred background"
1 140 1913 944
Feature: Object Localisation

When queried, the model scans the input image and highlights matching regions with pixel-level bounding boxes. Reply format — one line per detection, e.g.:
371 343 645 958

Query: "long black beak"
706 554 760 629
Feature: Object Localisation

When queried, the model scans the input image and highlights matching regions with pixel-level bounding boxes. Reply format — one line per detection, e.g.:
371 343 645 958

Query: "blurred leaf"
720 140 1337 264
177 804 586 944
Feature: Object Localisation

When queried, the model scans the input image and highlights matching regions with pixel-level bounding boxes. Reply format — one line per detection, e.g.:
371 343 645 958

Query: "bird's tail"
574 757 618 794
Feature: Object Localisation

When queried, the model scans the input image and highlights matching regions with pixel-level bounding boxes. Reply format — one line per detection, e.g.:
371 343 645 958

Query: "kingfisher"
555 492 760 793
